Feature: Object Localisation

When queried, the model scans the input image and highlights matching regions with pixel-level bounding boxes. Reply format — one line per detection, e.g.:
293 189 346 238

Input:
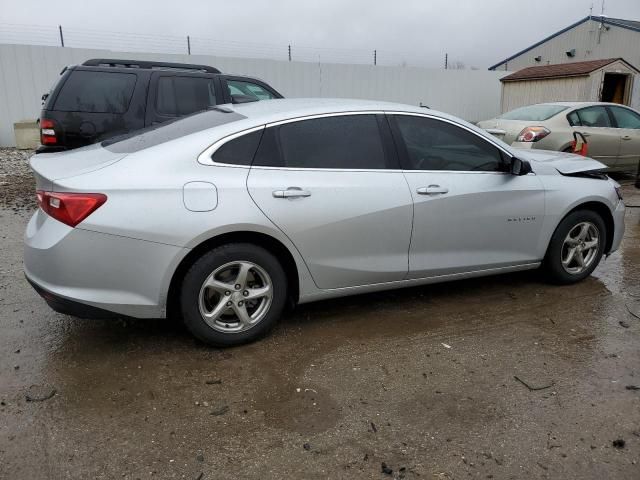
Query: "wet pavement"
1 164 639 479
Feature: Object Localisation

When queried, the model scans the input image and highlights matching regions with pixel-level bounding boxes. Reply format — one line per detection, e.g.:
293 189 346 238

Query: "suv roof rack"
82 59 221 74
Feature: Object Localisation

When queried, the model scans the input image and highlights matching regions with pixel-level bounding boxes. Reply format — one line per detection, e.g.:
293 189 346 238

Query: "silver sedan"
25 99 626 346
477 102 640 173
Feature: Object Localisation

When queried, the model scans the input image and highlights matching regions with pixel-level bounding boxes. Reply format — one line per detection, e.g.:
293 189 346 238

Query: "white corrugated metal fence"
0 44 509 147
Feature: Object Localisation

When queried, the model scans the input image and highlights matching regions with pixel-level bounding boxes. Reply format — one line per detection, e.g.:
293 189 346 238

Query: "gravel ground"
0 148 36 211
0 148 639 479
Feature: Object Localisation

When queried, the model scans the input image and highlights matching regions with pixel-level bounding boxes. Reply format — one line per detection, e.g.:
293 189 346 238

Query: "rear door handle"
621 135 632 140
272 187 311 199
417 185 449 195
580 132 591 137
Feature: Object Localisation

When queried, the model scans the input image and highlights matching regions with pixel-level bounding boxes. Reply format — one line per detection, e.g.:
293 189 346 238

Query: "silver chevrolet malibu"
25 99 626 346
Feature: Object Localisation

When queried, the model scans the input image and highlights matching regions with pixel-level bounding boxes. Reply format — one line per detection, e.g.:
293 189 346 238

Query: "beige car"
478 102 640 173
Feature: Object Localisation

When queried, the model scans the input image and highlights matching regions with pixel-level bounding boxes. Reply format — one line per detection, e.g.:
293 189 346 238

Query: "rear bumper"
24 210 188 319
26 275 123 319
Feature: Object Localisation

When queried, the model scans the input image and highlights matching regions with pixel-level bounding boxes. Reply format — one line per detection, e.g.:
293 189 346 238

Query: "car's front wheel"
180 243 288 346
543 210 606 284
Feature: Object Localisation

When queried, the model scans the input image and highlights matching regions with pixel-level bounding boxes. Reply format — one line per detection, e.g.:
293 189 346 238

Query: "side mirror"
510 157 532 176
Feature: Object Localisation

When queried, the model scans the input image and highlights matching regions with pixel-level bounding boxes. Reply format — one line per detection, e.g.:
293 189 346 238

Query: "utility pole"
58 25 64 47
373 49 377 66
187 36 191 55
288 44 291 62
444 53 448 69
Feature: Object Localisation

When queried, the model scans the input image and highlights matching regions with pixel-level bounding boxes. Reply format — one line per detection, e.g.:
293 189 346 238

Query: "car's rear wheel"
180 243 287 346
543 210 606 284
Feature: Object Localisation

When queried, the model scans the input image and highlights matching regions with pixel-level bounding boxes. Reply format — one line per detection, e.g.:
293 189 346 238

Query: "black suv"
38 58 282 152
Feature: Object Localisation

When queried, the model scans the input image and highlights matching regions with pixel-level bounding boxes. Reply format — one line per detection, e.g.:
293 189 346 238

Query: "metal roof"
499 58 639 82
489 15 640 71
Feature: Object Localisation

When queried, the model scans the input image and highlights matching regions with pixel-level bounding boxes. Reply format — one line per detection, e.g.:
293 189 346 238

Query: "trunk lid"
477 119 533 144
30 143 127 190
515 149 606 174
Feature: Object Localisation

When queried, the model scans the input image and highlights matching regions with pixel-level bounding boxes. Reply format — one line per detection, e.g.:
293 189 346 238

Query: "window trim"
387 112 512 173
198 125 266 166
198 110 513 171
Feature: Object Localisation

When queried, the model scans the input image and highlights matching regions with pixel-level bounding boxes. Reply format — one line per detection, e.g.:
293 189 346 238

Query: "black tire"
543 210 606 285
180 243 288 347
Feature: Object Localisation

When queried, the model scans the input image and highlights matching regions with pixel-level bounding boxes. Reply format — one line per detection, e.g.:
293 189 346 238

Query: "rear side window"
609 106 640 129
156 76 216 116
393 115 504 172
253 115 387 169
575 106 611 128
53 70 136 113
227 80 276 101
212 129 263 165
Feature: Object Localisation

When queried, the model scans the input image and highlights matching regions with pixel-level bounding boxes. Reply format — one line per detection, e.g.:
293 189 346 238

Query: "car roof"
528 101 632 109
217 98 448 123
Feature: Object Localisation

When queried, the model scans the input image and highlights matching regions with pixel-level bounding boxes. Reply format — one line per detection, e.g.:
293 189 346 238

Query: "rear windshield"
53 70 137 113
102 109 246 153
500 105 568 121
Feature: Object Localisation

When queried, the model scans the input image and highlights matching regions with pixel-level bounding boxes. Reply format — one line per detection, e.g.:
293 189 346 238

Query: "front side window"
567 110 581 126
253 115 388 169
156 76 216 116
393 115 505 172
609 106 640 129
227 80 276 101
575 106 611 128
54 70 137 113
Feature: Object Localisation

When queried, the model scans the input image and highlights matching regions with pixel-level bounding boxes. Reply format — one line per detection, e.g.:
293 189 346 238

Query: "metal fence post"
187 36 191 55
58 25 64 47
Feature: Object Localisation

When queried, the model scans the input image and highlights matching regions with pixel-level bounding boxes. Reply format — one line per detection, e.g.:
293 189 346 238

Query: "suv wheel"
180 243 287 346
543 210 606 284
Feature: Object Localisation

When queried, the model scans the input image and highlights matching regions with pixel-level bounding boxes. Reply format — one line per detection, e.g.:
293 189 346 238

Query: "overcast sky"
1 0 640 68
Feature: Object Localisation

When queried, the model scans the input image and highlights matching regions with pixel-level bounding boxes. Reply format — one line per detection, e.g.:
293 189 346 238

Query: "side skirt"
298 262 541 305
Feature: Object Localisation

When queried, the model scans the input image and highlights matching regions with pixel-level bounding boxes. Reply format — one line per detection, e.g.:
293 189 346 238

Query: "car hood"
513 148 607 174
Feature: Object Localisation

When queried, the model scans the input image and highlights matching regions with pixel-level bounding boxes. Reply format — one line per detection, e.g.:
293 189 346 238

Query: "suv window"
227 80 276 101
575 106 611 128
156 76 216 116
53 70 137 113
253 115 387 169
609 106 640 129
393 115 504 171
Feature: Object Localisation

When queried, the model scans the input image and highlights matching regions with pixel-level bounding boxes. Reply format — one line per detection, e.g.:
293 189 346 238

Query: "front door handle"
580 132 591 137
417 185 449 195
272 187 311 199
621 135 632 141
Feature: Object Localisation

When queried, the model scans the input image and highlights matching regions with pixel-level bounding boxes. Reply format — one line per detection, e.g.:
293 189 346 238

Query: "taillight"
40 118 57 145
36 191 107 227
516 126 550 142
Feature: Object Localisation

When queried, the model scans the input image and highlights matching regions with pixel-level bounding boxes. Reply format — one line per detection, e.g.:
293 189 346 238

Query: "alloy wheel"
560 222 600 275
198 261 273 333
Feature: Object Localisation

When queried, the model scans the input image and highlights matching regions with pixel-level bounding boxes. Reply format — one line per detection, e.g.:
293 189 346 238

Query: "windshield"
500 105 568 121
102 108 246 153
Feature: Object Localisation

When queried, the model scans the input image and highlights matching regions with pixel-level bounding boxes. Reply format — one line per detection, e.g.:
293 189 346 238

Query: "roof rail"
82 59 221 73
